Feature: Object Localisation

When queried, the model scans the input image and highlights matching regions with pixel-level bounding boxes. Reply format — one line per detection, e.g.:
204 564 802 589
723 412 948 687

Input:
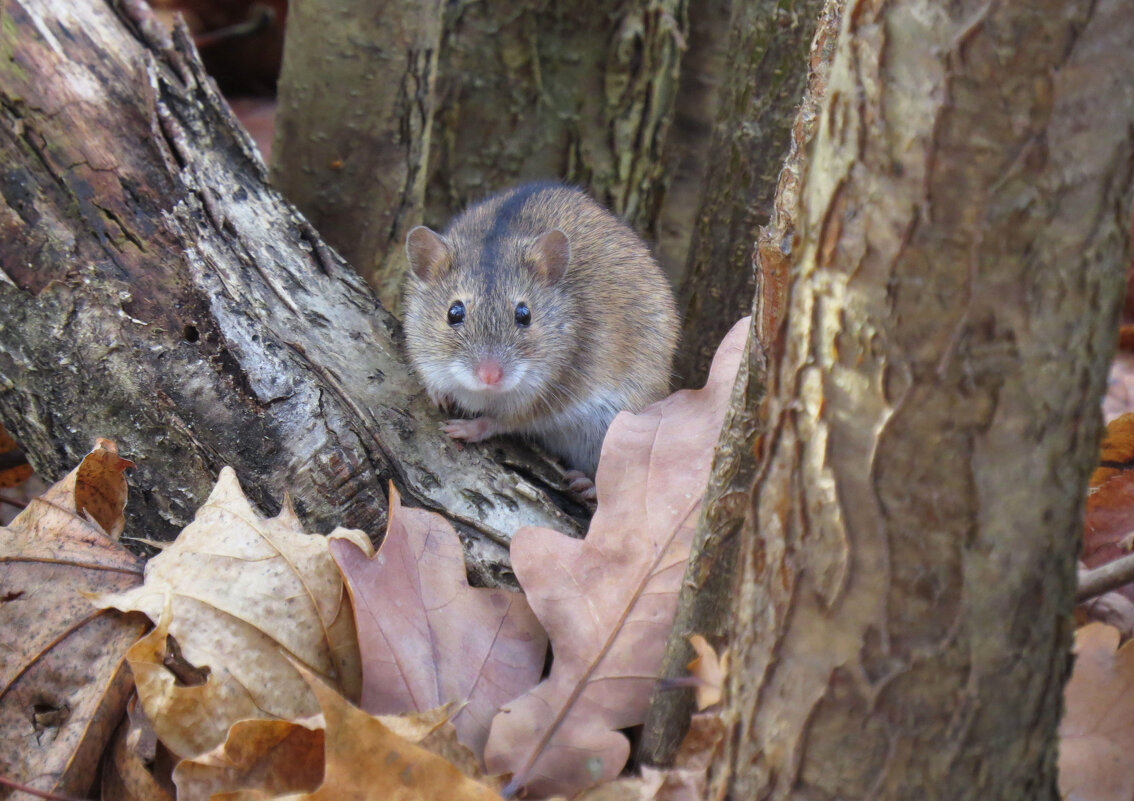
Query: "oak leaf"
483 319 748 798
92 467 371 758
567 714 725 801
1060 623 1134 801
218 665 503 801
329 484 546 758
0 440 146 801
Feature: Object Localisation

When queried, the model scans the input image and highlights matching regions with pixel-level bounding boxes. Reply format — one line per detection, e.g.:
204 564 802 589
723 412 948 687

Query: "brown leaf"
329 484 546 759
569 714 725 801
483 319 748 798
172 716 325 801
101 695 175 801
0 440 146 801
218 665 503 801
0 422 32 489
92 467 371 758
1090 413 1134 488
686 636 727 711
1059 623 1134 801
1084 471 1134 588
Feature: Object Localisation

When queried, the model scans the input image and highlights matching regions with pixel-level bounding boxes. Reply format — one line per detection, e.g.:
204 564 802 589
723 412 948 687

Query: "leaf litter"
91 467 371 758
0 439 146 801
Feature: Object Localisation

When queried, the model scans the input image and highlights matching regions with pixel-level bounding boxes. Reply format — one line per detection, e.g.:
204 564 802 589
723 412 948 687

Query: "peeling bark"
0 0 582 586
270 0 442 313
714 0 1134 797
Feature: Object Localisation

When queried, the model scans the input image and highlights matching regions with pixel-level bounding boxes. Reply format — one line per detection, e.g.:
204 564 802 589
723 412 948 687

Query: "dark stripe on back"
477 182 563 293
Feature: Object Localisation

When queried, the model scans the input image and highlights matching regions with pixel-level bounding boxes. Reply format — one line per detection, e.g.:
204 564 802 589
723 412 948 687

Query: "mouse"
402 182 679 497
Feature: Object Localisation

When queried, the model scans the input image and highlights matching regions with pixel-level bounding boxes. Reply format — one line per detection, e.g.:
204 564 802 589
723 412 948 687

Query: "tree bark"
270 0 442 313
0 0 581 585
713 0 1134 798
639 0 842 766
651 0 730 281
425 0 687 246
673 0 828 387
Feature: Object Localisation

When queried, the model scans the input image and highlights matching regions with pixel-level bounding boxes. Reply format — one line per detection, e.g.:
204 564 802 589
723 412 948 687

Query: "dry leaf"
218 664 503 801
686 636 727 711
330 484 546 758
1090 414 1134 489
1080 415 1134 601
1060 623 1134 801
92 467 371 758
568 714 725 801
101 695 175 801
484 319 748 798
172 704 497 801
172 716 325 801
0 422 32 489
0 440 146 801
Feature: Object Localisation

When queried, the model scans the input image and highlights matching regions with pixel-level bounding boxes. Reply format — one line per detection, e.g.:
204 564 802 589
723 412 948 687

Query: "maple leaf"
1060 623 1134 801
0 439 146 801
329 484 546 759
92 467 371 758
216 664 503 801
483 319 748 798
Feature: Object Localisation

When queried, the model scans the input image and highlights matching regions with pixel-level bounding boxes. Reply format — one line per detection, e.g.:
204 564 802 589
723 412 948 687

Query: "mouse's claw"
442 416 501 443
564 469 597 501
427 389 455 414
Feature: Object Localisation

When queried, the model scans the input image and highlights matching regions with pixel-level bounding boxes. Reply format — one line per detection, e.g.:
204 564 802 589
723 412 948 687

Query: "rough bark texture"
270 0 442 313
714 0 1134 798
425 0 686 248
673 0 827 386
639 0 842 766
0 0 582 586
652 0 730 281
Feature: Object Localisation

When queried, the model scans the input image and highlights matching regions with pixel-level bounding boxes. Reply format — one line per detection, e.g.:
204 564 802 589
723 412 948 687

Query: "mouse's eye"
515 302 531 327
447 301 466 326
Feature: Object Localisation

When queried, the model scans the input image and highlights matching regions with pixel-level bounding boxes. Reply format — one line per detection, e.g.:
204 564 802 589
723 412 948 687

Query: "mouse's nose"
476 359 504 386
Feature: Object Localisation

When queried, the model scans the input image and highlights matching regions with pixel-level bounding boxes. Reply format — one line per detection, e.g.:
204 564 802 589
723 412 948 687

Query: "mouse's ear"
530 229 571 284
406 226 452 281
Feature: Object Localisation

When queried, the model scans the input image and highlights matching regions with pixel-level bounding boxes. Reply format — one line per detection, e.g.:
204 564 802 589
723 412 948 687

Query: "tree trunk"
713 0 1134 798
673 0 828 387
0 0 581 585
651 0 729 281
639 0 842 765
425 0 686 246
270 0 442 313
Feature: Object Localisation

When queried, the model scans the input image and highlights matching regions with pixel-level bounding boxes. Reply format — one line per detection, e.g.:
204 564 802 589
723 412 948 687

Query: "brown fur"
402 182 679 475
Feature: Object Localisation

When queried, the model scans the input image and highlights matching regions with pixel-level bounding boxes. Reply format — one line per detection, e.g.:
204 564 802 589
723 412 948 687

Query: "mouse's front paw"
564 469 597 502
442 416 501 443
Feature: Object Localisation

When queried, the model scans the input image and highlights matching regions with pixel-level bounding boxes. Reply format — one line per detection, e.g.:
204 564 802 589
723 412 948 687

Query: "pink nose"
476 359 504 386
